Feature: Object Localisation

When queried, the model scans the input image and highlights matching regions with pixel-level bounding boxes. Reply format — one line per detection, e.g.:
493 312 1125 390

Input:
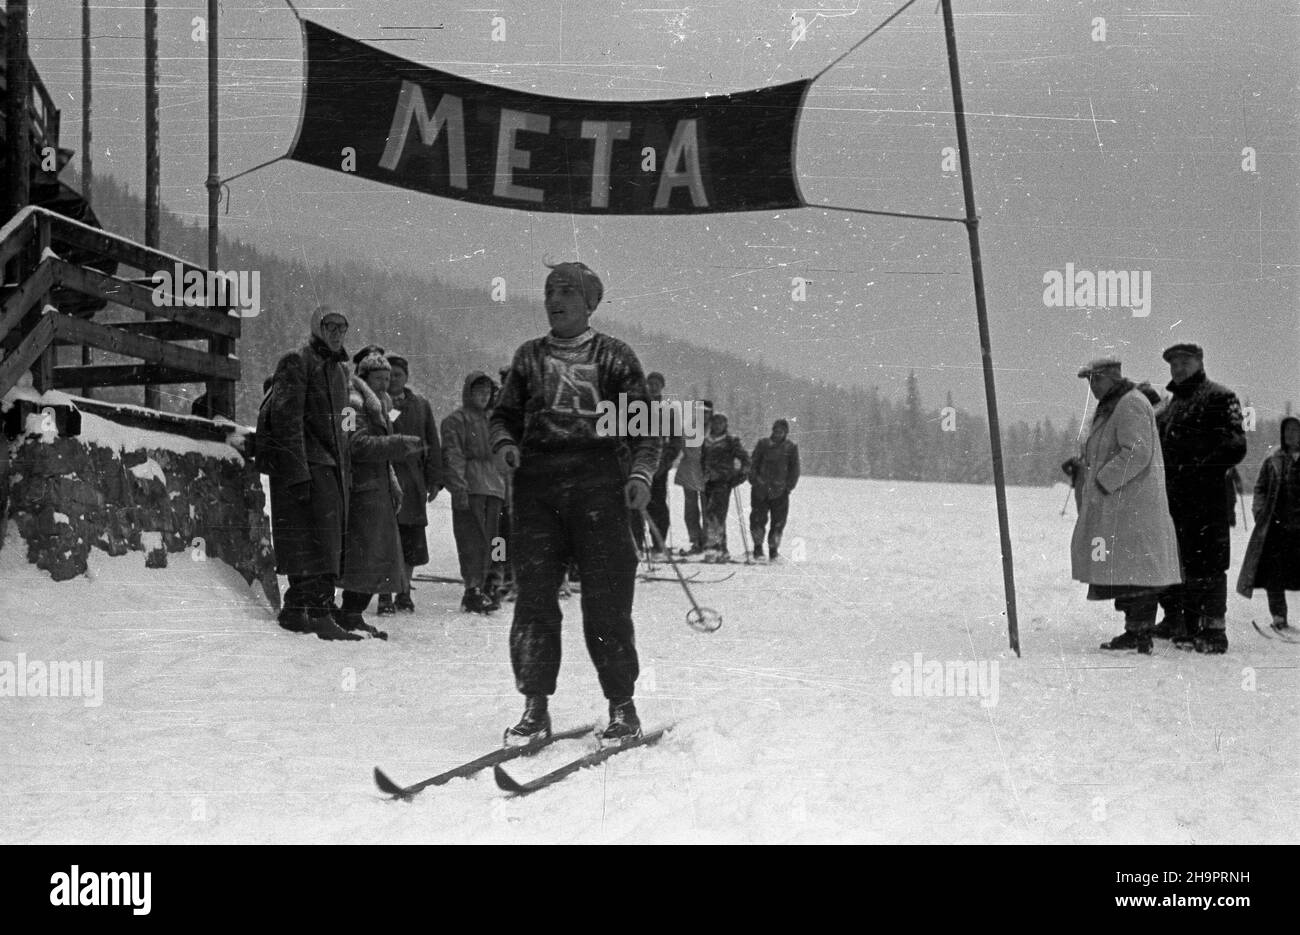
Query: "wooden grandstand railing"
0 205 239 415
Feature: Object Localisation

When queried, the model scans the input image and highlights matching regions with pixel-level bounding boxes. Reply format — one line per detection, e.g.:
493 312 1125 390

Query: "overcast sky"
28 0 1299 426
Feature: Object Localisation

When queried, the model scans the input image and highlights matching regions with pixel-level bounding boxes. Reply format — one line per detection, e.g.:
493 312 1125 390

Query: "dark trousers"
486 503 514 594
682 488 704 550
1115 593 1160 633
509 451 639 700
703 481 732 551
1267 589 1289 620
452 494 503 590
1159 573 1227 629
284 574 335 614
750 491 790 552
341 590 371 613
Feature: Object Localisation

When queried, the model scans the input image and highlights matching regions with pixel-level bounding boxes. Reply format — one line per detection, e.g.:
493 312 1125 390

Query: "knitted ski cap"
387 355 409 374
355 348 391 377
352 344 385 367
309 305 348 340
772 418 790 432
545 261 603 310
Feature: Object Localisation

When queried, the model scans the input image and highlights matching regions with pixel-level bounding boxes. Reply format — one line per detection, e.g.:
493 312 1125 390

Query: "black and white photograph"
1 0 1296 867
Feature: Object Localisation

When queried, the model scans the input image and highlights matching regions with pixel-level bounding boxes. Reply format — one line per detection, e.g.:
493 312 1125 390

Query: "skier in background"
490 261 660 747
629 371 683 560
748 418 800 561
673 399 713 555
700 411 749 563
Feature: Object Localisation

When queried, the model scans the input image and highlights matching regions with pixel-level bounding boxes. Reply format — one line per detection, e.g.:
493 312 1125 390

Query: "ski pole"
639 507 721 632
732 487 752 563
1059 484 1073 516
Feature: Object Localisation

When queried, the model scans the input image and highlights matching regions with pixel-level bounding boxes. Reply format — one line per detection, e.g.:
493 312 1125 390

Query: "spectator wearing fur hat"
748 418 800 561
1152 343 1247 653
1070 357 1182 654
260 306 361 640
335 348 425 636
442 372 507 614
1236 416 1300 632
382 354 443 615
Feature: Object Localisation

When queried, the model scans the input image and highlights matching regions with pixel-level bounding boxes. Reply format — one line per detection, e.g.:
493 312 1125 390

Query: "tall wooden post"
205 0 233 420
143 0 161 410
81 0 94 397
940 0 1020 655
4 0 30 224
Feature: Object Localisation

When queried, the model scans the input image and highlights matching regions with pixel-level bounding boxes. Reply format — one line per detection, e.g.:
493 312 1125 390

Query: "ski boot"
598 698 643 747
1194 622 1228 654
460 587 493 614
1271 615 1290 633
332 608 387 640
1099 630 1152 654
752 545 764 561
376 595 397 616
768 546 779 562
308 611 364 642
503 695 552 747
394 592 415 613
277 607 314 634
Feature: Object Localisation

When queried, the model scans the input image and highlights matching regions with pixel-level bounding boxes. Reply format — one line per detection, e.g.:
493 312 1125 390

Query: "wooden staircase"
0 206 239 414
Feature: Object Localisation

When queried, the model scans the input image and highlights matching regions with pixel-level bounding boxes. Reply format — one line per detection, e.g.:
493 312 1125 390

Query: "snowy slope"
1 477 1296 844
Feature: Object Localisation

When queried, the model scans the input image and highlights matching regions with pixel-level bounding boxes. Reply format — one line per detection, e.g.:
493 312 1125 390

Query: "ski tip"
374 767 413 800
493 763 526 794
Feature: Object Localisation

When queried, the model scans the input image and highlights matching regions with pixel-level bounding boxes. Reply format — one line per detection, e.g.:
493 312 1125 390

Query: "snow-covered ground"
1 476 1296 843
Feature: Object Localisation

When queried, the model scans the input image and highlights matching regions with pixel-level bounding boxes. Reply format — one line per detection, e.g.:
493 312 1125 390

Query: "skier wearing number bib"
489 262 662 747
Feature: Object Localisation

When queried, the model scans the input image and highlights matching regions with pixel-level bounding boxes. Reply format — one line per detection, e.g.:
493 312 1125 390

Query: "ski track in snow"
1 478 1296 844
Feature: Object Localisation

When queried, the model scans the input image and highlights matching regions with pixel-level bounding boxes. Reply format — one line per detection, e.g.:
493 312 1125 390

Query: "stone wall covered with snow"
2 390 276 599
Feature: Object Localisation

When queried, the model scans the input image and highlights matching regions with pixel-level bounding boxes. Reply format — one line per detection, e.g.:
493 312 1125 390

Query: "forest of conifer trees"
69 171 1291 492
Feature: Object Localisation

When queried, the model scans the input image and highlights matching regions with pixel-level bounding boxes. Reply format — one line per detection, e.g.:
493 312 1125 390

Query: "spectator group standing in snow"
1066 343 1271 654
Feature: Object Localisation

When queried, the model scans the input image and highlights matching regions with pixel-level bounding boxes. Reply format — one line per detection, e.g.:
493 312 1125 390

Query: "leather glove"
494 445 520 475
624 478 651 512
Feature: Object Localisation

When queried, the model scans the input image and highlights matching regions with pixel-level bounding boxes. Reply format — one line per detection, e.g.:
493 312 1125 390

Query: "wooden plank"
0 209 36 271
0 311 55 399
43 210 212 280
49 259 240 339
50 313 239 381
0 257 53 342
91 318 214 342
49 363 205 388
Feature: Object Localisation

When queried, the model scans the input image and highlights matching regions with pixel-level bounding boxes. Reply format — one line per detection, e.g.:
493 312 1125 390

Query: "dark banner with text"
288 20 809 215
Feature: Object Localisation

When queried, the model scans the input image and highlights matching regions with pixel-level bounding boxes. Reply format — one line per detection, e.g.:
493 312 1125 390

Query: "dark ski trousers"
703 481 732 552
284 574 336 613
750 491 790 552
1158 573 1227 630
682 488 704 550
452 494 502 590
509 450 639 700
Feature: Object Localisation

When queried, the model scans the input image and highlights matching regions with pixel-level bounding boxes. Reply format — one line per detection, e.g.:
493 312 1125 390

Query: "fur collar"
348 374 389 427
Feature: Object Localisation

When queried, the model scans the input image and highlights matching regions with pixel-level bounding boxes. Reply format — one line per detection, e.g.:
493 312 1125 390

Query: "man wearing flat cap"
1153 343 1247 653
1069 357 1181 653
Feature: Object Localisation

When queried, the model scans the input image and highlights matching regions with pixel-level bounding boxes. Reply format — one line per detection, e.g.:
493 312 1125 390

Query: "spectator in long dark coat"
337 350 424 635
1236 416 1300 630
748 418 800 561
382 355 442 614
1152 343 1247 653
261 306 360 641
673 399 713 554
